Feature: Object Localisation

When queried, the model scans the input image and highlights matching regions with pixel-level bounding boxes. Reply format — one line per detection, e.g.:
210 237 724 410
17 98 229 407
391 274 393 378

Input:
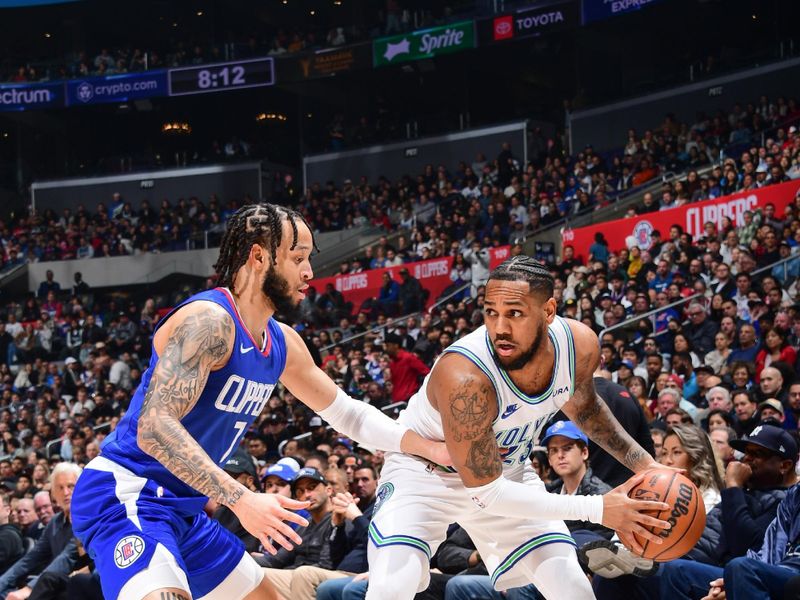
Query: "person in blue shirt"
70 203 448 600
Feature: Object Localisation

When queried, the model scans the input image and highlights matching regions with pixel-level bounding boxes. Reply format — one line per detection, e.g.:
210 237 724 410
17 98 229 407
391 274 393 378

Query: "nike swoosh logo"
240 343 254 354
501 405 519 419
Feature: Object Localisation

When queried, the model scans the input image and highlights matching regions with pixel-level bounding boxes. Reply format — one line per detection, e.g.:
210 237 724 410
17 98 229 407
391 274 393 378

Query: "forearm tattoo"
138 311 243 506
446 379 502 480
571 378 647 471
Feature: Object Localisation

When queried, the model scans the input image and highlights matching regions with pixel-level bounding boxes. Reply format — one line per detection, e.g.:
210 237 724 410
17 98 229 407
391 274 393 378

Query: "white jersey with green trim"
397 316 577 480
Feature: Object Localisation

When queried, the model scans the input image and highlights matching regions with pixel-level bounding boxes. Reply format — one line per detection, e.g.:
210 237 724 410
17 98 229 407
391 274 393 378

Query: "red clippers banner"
311 246 510 311
561 180 800 259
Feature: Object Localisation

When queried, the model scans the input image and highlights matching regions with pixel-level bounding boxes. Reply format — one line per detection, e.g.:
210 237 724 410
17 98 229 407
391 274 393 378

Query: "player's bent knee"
142 588 192 600
532 554 593 600
366 546 430 600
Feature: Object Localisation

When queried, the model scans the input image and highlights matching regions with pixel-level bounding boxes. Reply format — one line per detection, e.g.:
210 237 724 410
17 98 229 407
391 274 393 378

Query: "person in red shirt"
384 332 430 403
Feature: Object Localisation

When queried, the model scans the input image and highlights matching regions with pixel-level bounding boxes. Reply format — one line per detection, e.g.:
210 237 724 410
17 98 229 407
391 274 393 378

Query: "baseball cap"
262 462 298 484
758 399 785 416
564 299 577 308
620 360 635 370
540 420 588 447
334 437 353 451
309 416 324 428
694 364 715 375
384 332 403 345
291 467 326 490
667 374 684 389
64 357 77 365
223 450 257 478
730 424 798 461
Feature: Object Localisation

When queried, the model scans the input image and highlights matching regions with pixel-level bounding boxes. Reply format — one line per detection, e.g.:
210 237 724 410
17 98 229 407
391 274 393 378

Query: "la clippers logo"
632 220 654 249
493 16 514 40
114 536 144 568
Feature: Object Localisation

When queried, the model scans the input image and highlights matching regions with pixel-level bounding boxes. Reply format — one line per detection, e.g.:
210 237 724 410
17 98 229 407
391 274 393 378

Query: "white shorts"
369 452 575 591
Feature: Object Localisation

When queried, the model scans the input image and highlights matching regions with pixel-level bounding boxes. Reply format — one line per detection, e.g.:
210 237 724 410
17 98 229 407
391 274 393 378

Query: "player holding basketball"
366 256 672 600
71 204 449 600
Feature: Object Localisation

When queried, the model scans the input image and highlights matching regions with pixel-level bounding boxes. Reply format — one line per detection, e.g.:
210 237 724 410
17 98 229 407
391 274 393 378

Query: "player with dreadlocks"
72 203 450 600
365 255 671 600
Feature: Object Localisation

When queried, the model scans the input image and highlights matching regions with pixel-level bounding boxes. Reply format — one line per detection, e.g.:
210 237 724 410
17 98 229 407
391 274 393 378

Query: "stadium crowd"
8 93 798 277
0 95 798 599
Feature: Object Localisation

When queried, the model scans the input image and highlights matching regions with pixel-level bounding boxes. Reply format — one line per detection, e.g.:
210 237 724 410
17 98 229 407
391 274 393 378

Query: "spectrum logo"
493 16 513 41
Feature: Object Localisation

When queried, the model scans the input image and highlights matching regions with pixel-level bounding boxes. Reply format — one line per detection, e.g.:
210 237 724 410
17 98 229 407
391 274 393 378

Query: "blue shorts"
72 456 263 600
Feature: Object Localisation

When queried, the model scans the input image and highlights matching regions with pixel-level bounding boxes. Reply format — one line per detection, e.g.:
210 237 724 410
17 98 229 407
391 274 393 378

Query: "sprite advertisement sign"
373 21 475 67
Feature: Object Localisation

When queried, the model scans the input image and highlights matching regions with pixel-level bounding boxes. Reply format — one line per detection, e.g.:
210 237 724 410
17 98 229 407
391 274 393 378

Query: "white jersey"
398 316 577 480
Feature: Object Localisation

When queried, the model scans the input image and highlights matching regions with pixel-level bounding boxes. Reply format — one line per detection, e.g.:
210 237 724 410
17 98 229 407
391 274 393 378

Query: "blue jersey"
100 287 287 515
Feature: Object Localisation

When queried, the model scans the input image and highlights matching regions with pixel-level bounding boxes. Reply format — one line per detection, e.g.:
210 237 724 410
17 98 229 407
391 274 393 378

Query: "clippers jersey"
398 316 577 480
100 287 287 515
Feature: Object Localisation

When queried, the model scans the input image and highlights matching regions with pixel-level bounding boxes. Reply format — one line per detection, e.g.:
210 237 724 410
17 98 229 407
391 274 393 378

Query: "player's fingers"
635 513 671 531
276 496 312 511
631 524 664 546
274 522 304 546
618 531 644 556
259 536 278 556
632 500 670 512
266 517 304 546
273 507 309 528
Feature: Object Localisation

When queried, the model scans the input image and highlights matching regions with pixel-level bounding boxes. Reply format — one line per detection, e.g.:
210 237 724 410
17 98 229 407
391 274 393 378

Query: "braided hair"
488 255 554 298
213 203 317 292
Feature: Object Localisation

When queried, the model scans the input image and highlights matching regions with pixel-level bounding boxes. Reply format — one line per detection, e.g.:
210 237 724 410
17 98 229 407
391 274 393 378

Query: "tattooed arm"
560 320 657 473
137 302 308 554
429 353 502 487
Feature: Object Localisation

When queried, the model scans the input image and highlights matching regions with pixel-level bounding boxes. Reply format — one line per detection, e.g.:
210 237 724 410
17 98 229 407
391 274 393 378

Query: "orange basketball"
626 468 706 562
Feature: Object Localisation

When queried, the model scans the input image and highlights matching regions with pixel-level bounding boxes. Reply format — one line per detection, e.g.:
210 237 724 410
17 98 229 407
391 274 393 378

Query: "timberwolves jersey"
100 287 287 515
398 316 576 480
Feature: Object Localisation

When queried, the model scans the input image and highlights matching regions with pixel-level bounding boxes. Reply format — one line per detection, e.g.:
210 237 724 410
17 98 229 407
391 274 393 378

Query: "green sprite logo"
374 21 475 67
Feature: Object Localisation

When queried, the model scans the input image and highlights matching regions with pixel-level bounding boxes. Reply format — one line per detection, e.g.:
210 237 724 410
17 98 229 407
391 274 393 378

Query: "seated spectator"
256 468 336 597
542 420 613 538
0 493 23 574
661 425 724 511
0 463 80 600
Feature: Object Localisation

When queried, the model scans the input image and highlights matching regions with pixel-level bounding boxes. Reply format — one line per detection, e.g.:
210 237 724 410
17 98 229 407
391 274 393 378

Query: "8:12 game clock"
168 58 275 96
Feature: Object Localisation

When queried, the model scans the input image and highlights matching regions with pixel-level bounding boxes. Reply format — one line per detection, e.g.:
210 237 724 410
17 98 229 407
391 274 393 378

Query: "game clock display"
168 58 275 96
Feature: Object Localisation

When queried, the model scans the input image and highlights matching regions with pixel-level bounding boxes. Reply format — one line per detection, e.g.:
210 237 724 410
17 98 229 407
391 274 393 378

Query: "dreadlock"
213 203 318 292
488 255 554 298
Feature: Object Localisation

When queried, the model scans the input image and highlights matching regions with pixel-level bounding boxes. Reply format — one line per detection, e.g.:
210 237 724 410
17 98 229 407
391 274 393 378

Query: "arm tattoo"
570 378 647 471
138 311 243 506
445 378 502 481
465 431 503 480
449 380 494 442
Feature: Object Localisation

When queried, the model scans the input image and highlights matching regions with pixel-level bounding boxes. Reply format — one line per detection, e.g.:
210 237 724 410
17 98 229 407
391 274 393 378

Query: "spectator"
36 271 60 300
0 493 23 574
397 268 425 314
661 425 725 511
211 450 261 553
684 302 719 358
15 498 41 541
0 463 80 600
256 468 337 598
383 332 430 403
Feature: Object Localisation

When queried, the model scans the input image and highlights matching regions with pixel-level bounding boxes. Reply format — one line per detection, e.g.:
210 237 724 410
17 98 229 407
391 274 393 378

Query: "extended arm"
561 322 656 473
137 302 307 553
279 324 447 464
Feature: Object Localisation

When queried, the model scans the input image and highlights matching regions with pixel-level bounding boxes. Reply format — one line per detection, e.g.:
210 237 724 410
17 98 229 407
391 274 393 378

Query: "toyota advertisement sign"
477 1 579 45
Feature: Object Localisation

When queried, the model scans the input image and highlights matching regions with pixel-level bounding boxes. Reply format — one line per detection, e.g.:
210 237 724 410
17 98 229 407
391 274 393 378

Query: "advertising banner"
373 20 475 67
0 81 63 111
311 246 510 311
581 0 664 24
561 180 800 259
477 1 579 45
66 70 168 106
277 43 372 82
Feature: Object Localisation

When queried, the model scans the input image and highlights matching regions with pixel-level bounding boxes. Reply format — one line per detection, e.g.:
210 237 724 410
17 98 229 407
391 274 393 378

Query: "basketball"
627 469 706 562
